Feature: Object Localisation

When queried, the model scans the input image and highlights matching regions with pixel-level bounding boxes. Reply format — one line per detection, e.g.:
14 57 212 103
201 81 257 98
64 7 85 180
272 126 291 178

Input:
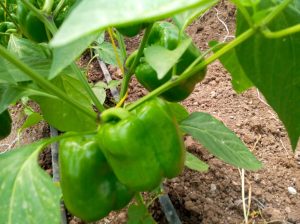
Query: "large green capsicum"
16 0 49 42
59 136 134 222
97 97 185 191
0 110 12 140
134 21 206 102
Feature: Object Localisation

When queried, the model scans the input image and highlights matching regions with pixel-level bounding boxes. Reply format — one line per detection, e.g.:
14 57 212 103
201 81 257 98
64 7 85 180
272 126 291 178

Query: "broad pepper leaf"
49 33 98 79
95 41 125 67
173 0 218 32
144 38 192 79
0 35 52 82
209 41 253 93
180 112 262 170
51 0 217 47
32 74 97 132
167 102 189 122
0 141 61 224
235 1 300 149
185 152 209 172
18 111 43 134
127 204 155 224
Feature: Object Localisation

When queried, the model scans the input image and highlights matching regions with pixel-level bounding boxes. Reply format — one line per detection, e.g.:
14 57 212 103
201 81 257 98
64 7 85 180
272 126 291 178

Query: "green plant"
0 0 299 223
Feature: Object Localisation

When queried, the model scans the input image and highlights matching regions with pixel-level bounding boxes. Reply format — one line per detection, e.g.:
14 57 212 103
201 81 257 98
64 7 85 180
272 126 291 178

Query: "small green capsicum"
59 136 134 222
0 110 12 140
16 0 49 42
97 97 185 191
134 21 207 102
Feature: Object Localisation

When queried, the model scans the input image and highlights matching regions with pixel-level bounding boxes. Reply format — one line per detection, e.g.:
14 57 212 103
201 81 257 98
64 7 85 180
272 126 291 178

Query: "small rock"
184 200 195 210
210 184 217 192
288 186 297 195
210 91 217 98
285 207 291 213
118 212 127 222
189 192 198 200
262 207 284 220
288 211 300 223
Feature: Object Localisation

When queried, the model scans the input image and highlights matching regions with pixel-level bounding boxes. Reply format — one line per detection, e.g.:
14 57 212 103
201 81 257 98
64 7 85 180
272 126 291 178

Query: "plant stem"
0 45 97 120
21 0 105 112
262 24 300 38
135 193 145 206
0 1 19 29
42 0 54 14
115 30 127 59
108 27 124 74
127 28 255 111
119 23 153 99
53 0 65 17
70 63 106 112
259 0 293 27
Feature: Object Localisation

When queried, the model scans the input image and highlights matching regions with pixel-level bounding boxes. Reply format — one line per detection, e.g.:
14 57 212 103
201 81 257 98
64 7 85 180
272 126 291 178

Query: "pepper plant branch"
53 0 65 17
23 0 105 112
0 1 19 29
258 0 293 27
0 45 97 120
115 30 127 59
127 28 256 111
108 27 124 74
21 0 57 35
41 0 54 14
262 24 300 38
70 63 106 112
119 23 154 99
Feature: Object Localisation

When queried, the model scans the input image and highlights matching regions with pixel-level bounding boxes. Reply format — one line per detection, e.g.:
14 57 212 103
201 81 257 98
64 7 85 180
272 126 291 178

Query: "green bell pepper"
134 21 206 102
97 97 185 191
16 0 48 42
117 23 148 37
59 136 134 222
0 110 12 140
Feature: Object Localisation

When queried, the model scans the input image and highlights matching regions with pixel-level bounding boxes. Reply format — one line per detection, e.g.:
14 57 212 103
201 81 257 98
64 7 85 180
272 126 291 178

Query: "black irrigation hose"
50 126 67 224
159 185 182 224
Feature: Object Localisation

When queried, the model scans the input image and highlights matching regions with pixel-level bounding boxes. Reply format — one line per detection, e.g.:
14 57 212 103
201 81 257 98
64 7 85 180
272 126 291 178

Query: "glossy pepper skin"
59 136 134 222
117 23 147 37
0 110 12 140
134 21 206 102
16 0 48 42
97 97 185 191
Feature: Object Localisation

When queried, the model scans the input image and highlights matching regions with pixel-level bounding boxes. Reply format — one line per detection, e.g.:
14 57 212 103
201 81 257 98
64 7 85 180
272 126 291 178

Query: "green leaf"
180 112 262 170
144 38 192 79
96 42 124 66
49 33 98 79
127 204 155 224
209 41 253 93
107 80 121 89
0 141 61 224
18 112 43 134
51 0 217 47
0 35 52 82
173 0 218 31
236 1 300 149
167 102 189 122
32 74 97 132
0 83 26 113
185 152 209 172
92 85 106 104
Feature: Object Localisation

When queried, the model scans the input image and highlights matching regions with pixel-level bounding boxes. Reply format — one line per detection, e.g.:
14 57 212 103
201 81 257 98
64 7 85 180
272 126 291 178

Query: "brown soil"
1 1 299 224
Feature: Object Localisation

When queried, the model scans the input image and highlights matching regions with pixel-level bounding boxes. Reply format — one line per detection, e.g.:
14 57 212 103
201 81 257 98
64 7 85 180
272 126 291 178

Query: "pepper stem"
100 107 131 123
